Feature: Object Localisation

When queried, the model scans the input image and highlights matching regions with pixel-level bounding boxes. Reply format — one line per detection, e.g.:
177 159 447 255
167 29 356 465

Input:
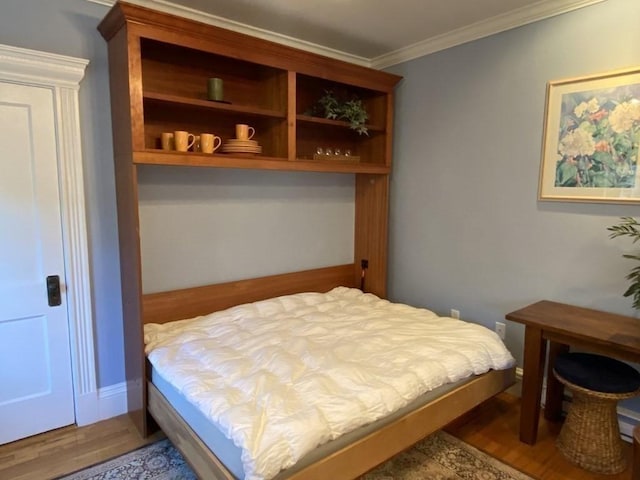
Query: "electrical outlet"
450 309 460 319
495 321 506 340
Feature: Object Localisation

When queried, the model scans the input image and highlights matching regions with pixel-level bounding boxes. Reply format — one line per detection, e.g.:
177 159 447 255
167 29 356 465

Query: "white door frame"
0 44 99 426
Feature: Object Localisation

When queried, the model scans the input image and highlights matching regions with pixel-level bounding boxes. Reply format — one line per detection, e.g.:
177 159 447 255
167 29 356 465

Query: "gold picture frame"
539 67 640 203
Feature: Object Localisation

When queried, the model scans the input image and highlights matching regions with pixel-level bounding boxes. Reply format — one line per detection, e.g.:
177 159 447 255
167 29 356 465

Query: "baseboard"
97 382 128 421
618 406 640 442
73 382 127 426
72 382 127 426
74 391 99 426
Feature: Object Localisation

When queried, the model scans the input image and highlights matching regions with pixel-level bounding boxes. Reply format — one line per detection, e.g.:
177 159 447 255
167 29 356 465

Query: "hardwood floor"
445 392 632 480
0 391 633 479
0 414 164 480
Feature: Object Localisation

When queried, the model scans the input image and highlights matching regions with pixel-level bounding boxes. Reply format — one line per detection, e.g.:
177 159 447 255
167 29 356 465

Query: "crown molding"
87 0 606 70
0 43 88 87
85 0 369 67
371 0 606 69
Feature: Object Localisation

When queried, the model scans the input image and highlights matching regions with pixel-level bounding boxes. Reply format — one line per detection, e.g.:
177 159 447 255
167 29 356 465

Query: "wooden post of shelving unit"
101 17 148 435
287 71 296 161
354 173 390 298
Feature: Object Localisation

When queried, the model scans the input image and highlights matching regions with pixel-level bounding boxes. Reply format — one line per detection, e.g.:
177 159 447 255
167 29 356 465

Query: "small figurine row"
161 131 221 153
316 147 352 156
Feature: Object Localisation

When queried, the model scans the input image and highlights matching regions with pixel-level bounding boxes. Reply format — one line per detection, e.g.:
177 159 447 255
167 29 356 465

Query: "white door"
0 81 75 444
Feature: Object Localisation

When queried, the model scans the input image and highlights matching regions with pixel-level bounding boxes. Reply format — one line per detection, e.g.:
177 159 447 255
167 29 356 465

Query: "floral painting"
539 67 640 203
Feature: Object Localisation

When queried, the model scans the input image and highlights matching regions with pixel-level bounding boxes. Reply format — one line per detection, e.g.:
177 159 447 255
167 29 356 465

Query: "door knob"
46 275 62 306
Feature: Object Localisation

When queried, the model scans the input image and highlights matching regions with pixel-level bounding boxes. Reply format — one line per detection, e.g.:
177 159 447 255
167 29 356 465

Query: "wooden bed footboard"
147 366 516 480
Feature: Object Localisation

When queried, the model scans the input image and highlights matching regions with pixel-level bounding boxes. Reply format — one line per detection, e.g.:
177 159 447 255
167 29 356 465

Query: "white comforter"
144 287 515 480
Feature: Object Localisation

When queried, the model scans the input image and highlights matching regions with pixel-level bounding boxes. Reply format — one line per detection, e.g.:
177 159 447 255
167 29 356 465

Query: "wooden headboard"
142 263 357 324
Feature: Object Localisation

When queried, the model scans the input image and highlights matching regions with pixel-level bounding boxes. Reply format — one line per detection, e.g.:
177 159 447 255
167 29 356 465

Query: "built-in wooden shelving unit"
98 0 401 436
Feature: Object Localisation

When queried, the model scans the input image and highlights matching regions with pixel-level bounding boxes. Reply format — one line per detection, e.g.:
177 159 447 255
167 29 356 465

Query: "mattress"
145 287 515 480
150 364 482 480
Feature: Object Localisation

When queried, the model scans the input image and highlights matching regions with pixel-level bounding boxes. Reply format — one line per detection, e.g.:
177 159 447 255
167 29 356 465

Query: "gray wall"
386 0 640 367
138 167 354 294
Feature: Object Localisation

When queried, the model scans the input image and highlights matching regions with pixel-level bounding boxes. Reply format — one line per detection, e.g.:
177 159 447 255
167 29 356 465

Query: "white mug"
174 131 195 152
200 133 222 154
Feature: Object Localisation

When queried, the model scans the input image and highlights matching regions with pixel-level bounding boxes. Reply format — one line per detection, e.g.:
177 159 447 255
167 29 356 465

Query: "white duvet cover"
145 287 515 480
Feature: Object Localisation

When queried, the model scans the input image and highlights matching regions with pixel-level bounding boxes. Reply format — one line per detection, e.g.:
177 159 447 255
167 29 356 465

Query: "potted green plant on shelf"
307 90 369 135
608 216 640 309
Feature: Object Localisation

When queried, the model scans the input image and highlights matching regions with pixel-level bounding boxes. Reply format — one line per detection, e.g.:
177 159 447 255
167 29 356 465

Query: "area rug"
58 431 534 480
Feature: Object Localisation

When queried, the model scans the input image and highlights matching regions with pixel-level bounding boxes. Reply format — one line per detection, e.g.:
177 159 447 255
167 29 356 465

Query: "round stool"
553 352 640 474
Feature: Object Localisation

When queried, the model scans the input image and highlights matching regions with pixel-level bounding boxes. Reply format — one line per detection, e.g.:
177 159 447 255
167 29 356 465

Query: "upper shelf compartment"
141 38 287 114
296 74 388 134
99 1 401 173
295 73 390 166
139 38 288 157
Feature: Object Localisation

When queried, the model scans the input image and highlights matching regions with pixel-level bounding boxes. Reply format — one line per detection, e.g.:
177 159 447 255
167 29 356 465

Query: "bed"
141 263 516 480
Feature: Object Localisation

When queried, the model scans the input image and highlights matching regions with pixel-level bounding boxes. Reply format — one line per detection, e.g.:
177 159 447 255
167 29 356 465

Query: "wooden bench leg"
634 424 640 480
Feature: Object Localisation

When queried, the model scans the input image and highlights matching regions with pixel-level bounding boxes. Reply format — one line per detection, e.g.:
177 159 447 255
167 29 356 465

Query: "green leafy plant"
607 217 640 309
340 98 369 136
308 90 369 135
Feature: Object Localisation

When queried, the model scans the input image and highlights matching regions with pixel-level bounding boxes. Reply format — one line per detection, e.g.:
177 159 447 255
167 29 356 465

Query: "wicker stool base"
556 390 625 474
555 373 639 475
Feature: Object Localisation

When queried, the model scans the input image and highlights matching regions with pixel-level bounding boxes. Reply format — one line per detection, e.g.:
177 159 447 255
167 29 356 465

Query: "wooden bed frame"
142 263 516 480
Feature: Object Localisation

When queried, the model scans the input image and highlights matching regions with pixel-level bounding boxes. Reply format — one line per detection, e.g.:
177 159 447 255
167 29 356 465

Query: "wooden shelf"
134 150 390 174
144 92 286 119
296 114 385 133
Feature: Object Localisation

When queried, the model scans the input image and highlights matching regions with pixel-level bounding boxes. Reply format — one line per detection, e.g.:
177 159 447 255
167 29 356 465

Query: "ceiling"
92 0 605 68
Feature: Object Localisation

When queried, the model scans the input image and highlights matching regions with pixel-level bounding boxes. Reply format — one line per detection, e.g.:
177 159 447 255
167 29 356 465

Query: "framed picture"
539 67 640 203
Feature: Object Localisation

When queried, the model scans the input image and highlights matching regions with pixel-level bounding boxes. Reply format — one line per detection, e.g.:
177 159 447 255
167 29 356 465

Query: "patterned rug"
58 431 533 480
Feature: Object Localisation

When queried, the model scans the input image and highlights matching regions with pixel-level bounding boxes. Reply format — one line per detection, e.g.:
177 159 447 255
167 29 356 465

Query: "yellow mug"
200 133 222 153
174 131 195 152
235 124 255 141
160 132 174 150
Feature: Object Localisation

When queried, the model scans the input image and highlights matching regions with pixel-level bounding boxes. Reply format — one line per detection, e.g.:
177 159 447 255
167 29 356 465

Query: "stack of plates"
221 139 262 155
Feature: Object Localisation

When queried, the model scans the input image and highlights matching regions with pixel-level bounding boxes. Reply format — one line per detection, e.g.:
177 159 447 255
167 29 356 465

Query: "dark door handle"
47 275 62 306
